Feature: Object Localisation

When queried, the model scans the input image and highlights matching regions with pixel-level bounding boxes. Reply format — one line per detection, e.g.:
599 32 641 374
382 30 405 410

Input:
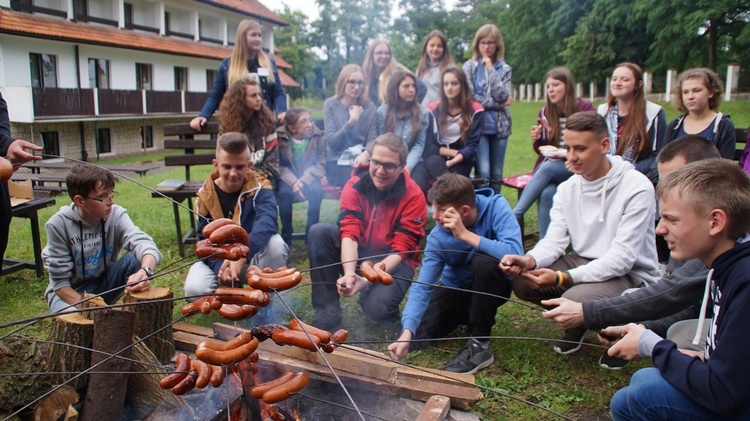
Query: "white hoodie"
529 155 660 285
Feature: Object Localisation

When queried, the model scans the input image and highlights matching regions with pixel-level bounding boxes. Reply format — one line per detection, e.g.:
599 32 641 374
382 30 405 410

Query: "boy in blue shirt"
607 159 750 420
387 173 522 374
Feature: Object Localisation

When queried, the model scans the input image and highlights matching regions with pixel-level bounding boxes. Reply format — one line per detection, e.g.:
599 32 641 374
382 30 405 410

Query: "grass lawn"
2 100 749 419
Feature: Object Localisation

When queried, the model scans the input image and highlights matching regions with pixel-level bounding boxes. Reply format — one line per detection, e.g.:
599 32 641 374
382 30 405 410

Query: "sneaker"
553 326 589 355
599 353 629 370
443 339 494 375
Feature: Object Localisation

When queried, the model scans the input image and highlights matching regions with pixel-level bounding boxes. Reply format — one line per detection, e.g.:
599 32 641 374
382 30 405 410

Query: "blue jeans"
512 159 571 238
48 252 141 313
611 367 750 421
276 178 323 246
475 134 507 193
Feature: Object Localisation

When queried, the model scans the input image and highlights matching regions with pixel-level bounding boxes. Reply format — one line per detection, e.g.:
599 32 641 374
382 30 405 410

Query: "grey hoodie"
42 204 161 301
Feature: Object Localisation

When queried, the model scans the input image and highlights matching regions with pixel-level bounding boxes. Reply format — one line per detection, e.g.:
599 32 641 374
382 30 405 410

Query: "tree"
275 6 318 98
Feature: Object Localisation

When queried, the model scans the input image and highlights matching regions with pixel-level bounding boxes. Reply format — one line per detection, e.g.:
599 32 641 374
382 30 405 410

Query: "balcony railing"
10 0 67 18
32 87 210 118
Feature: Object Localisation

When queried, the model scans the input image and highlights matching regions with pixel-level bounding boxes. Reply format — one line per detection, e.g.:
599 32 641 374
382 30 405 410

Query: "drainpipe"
75 44 88 161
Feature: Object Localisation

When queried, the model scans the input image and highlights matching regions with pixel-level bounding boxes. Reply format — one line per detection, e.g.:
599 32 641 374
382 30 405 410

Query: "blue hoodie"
400 188 522 334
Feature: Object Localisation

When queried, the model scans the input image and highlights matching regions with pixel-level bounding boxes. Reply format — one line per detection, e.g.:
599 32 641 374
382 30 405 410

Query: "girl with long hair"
412 66 484 194
512 67 595 238
376 71 430 173
191 20 287 131
276 107 325 247
667 68 735 159
462 24 513 193
596 62 667 176
415 30 454 106
323 64 378 187
218 76 279 181
363 40 427 107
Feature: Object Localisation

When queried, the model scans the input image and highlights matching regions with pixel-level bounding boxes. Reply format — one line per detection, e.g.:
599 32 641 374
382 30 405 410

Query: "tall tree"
275 6 317 98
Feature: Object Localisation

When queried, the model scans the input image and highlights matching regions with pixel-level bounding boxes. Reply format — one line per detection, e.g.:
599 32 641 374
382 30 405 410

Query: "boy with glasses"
307 133 426 330
42 164 161 313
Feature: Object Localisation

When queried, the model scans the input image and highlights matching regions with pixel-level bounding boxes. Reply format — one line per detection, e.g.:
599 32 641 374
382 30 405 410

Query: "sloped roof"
200 0 286 26
0 10 299 86
278 68 300 88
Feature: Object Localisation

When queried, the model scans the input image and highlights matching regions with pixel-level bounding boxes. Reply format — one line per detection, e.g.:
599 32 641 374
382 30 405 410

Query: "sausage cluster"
158 353 226 395
252 321 348 354
180 295 261 321
195 218 250 261
246 266 303 292
359 260 394 285
250 371 310 404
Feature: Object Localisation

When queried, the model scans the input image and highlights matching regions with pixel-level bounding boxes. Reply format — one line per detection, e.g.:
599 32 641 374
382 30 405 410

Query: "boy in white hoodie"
501 111 660 354
42 165 161 313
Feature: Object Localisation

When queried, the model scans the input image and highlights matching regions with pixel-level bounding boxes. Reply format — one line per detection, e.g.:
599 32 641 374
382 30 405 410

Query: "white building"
0 0 296 160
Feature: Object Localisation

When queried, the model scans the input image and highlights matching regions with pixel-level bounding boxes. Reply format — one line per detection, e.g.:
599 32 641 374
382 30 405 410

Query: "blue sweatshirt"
647 239 750 416
400 189 523 334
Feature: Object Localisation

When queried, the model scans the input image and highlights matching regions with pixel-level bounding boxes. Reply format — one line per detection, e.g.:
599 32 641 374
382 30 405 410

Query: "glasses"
84 191 118 203
368 159 401 173
346 80 365 86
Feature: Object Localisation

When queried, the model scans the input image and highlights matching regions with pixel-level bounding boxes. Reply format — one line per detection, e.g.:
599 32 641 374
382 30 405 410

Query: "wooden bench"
25 162 159 177
503 127 750 244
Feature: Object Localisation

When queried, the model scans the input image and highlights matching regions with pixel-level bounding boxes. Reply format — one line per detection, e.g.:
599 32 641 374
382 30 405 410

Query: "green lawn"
2 100 749 419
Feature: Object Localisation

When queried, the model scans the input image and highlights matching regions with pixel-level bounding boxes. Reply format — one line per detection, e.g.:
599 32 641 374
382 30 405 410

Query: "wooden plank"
173 322 213 337
163 122 220 136
173 331 209 352
211 323 482 410
416 395 451 421
163 139 217 150
164 154 214 167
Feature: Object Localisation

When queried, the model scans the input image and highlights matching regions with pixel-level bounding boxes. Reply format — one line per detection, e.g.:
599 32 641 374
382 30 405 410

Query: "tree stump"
47 314 94 390
81 309 135 421
123 287 175 364
32 385 79 421
127 338 193 419
78 294 107 321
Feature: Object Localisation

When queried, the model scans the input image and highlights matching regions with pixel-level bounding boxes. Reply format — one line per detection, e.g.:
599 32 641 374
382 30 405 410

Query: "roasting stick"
345 335 609 350
272 290 366 421
339 344 573 421
3 315 189 421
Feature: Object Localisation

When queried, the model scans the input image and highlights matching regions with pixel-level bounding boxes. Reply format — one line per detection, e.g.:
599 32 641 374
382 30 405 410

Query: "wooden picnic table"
2 197 56 277
24 162 160 176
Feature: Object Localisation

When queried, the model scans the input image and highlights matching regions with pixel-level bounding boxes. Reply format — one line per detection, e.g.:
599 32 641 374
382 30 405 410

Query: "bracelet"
555 270 564 287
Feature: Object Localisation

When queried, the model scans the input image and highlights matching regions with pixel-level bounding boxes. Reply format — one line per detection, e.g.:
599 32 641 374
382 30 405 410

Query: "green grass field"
2 100 748 419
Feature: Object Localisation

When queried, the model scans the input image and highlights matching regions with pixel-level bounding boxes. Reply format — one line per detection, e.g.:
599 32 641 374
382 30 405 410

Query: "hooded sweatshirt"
400 188 523 334
597 101 667 175
638 238 750 416
528 155 660 285
42 204 161 301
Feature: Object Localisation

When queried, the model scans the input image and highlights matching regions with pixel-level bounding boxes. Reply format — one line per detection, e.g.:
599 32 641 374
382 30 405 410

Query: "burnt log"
81 309 135 421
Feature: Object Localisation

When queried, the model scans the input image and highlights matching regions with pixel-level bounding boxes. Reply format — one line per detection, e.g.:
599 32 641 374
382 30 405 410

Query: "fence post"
665 69 677 102
725 63 740 102
589 81 597 102
534 83 540 101
643 71 653 95
519 83 526 101
526 84 533 102
576 83 582 99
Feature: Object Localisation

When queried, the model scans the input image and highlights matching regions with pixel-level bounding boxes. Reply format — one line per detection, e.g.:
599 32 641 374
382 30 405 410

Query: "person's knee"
510 277 537 302
261 234 288 269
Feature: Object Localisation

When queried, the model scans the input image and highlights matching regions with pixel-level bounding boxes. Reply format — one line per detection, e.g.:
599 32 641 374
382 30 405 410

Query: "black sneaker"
599 353 629 370
553 326 589 355
443 339 494 375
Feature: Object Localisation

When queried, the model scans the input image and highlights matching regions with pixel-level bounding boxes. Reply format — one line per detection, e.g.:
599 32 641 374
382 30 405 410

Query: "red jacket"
339 168 426 270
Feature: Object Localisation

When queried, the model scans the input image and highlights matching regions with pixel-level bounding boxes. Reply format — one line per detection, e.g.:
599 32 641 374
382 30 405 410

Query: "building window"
174 66 188 91
136 63 152 90
141 125 153 149
88 58 110 89
40 131 60 158
13 0 33 14
30 53 58 88
97 128 111 154
124 3 133 29
206 69 217 91
74 0 87 20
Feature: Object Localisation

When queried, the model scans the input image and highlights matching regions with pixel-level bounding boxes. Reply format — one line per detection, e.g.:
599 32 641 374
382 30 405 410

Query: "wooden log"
64 404 79 421
81 309 135 421
416 395 451 421
123 287 175 364
126 337 193 419
78 293 107 321
0 338 51 413
47 314 94 390
32 385 79 421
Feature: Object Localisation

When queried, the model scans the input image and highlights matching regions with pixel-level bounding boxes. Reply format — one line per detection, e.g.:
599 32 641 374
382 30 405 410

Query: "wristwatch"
141 266 154 277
